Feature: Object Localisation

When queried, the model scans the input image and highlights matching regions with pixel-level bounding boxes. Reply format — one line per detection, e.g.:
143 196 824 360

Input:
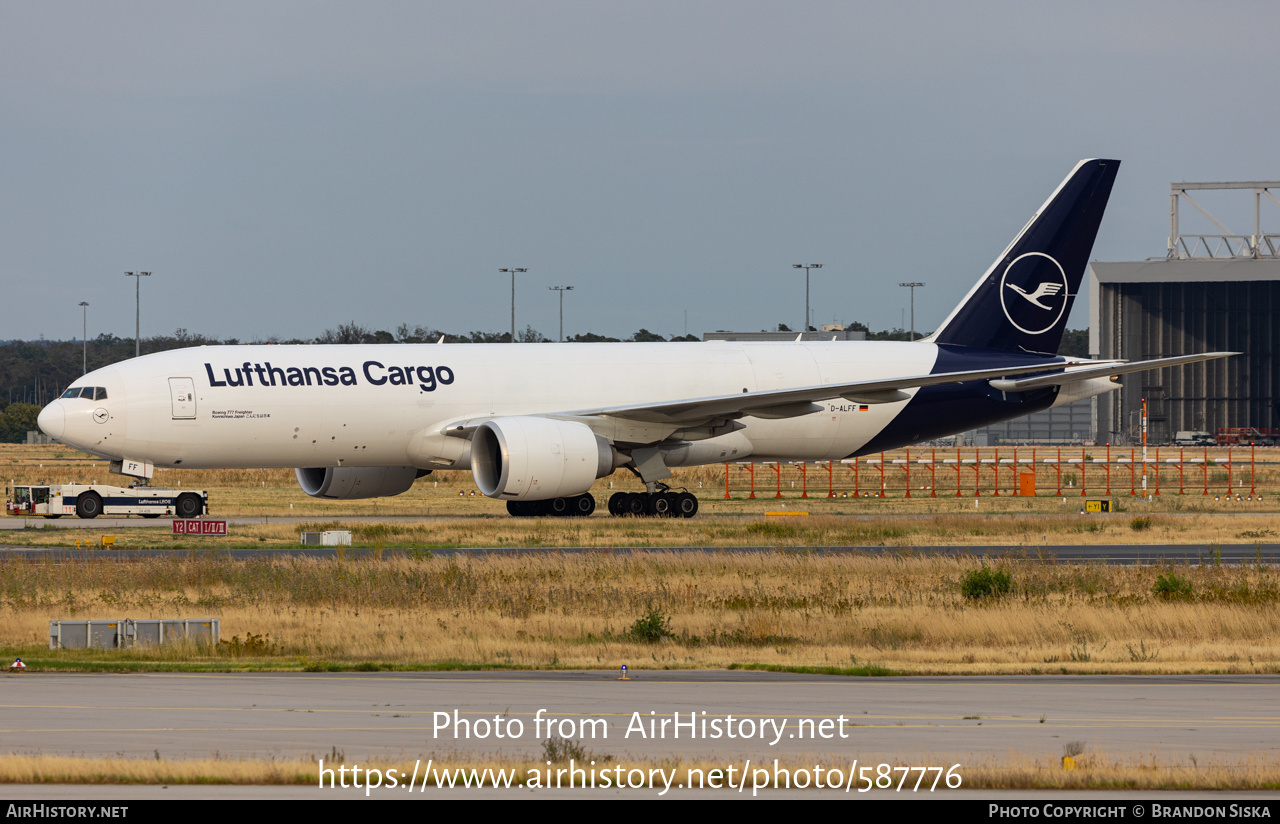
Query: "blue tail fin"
929 158 1120 354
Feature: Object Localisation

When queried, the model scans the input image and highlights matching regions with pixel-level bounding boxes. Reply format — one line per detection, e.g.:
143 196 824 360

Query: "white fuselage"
44 341 949 470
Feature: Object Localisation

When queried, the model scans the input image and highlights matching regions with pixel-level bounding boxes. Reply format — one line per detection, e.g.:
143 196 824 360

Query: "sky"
2 1 1278 343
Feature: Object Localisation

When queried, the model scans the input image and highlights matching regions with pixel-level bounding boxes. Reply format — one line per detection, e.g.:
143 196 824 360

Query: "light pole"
899 281 924 340
792 264 823 333
124 271 151 357
499 268 528 342
548 285 574 341
78 302 89 374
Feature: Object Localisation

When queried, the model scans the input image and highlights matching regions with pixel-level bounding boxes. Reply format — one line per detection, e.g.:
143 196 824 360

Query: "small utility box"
128 619 220 646
49 618 220 649
48 620 125 650
301 531 352 546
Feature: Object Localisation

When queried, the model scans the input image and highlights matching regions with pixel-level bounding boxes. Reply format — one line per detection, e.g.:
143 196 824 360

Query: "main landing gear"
506 493 596 518
504 488 700 518
606 487 698 518
505 448 697 518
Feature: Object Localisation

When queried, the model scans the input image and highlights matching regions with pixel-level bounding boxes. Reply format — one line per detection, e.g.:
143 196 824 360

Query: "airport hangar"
1087 180 1280 447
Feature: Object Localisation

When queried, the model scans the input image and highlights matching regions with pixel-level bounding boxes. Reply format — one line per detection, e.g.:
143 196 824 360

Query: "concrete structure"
1089 180 1280 445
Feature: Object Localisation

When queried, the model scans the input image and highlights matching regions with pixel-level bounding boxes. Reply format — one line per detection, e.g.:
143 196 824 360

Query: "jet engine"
295 466 429 499
470 416 612 501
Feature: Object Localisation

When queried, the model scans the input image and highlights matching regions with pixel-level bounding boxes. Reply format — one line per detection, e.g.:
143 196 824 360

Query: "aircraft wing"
432 352 1238 440
565 358 1112 426
571 352 1236 427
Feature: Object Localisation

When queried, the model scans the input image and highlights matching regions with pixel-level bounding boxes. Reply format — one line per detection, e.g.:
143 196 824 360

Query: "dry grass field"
4 441 1280 672
2 751 1278 790
4 551 1279 674
3 442 1280 674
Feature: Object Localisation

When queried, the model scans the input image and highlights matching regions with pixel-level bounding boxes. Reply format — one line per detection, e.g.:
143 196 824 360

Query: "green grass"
726 662 899 677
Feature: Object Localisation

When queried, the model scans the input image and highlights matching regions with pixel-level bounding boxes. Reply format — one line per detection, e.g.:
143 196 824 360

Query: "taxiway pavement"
3 671 1276 763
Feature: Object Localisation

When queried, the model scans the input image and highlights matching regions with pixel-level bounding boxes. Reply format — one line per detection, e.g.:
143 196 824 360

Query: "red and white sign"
173 519 227 535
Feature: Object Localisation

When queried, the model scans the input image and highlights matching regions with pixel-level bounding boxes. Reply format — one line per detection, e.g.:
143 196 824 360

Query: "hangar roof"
1090 258 1280 283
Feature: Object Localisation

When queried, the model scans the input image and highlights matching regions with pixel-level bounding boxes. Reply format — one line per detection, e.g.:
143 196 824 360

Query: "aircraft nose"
38 401 65 441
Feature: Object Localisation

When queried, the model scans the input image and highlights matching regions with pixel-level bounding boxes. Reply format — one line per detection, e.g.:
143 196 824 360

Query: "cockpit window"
59 386 107 400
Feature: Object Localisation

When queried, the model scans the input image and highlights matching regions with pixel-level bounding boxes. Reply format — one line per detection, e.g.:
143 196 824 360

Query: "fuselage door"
169 377 196 419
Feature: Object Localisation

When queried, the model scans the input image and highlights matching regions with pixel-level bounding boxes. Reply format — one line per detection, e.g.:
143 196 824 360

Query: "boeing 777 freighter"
37 159 1231 518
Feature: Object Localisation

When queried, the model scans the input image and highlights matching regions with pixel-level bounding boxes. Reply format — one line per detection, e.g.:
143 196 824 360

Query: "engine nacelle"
470 417 612 501
295 466 428 499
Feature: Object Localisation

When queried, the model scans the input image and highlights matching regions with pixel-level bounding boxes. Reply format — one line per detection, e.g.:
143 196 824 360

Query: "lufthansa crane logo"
999 252 1069 335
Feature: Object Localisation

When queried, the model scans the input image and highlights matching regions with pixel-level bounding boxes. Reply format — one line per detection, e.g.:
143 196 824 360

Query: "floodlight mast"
499 268 528 342
548 285 574 341
78 302 89 374
792 264 823 333
899 281 924 340
124 271 151 357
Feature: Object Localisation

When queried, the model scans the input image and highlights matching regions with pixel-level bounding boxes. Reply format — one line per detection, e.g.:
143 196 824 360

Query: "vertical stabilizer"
928 159 1120 354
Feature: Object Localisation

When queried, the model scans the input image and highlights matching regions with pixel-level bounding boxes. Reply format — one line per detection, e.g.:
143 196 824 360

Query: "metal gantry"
1168 181 1280 259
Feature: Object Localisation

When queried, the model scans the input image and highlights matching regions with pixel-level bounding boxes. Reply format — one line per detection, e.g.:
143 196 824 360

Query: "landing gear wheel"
549 497 571 517
650 493 675 518
525 499 548 517
76 492 103 520
624 493 647 517
175 493 202 519
573 493 596 516
506 500 527 517
676 492 699 518
663 492 680 517
608 492 628 517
